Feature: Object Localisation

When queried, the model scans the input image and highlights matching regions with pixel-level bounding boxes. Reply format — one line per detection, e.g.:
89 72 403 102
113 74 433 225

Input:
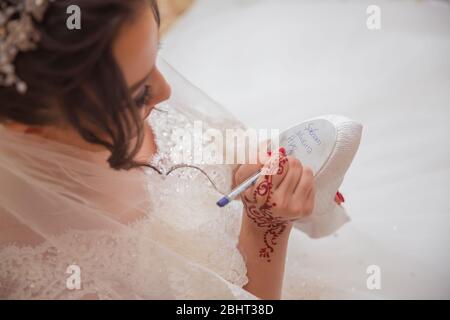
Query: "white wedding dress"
0 104 253 299
0 60 372 300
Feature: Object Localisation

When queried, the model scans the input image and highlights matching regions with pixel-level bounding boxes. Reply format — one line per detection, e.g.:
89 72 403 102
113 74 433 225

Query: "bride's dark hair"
0 0 160 170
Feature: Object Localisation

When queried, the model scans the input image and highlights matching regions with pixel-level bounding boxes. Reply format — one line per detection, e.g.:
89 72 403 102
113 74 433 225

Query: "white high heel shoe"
277 115 363 238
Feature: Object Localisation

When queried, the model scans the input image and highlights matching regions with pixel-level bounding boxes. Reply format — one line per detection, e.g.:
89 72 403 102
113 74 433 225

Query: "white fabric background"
160 0 450 298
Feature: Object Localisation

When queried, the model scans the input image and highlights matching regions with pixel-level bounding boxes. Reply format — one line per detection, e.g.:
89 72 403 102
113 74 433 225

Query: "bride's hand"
234 148 316 222
236 147 315 297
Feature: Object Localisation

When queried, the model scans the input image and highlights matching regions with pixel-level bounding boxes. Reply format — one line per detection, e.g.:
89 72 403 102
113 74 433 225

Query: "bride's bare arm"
235 149 315 299
239 213 293 299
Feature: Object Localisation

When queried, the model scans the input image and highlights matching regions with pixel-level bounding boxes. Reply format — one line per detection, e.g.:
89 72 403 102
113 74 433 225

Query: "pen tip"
216 197 230 207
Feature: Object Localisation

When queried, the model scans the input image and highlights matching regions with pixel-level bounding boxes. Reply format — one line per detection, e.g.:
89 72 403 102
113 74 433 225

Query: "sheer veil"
0 57 255 299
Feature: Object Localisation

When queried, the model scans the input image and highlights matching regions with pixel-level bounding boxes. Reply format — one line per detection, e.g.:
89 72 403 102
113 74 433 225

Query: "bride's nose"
152 68 172 105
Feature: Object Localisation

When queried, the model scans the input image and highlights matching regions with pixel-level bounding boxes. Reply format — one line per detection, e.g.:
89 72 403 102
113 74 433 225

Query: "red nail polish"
279 147 286 155
335 191 345 204
267 151 272 156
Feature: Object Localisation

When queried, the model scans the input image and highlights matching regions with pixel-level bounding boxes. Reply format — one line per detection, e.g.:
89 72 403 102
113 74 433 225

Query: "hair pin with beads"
0 0 53 94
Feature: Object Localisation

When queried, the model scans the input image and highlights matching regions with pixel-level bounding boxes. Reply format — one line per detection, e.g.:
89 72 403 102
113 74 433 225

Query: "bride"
0 0 349 299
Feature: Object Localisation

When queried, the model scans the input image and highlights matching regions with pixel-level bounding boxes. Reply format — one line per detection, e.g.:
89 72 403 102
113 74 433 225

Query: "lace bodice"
145 105 249 289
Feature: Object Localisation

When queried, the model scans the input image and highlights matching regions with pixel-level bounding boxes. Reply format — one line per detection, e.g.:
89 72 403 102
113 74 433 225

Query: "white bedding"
161 0 450 299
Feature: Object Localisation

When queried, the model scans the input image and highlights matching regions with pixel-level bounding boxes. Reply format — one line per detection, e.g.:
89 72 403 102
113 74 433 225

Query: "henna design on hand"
242 148 289 262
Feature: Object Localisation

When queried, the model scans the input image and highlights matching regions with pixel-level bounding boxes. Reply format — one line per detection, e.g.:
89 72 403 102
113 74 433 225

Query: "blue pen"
216 169 262 207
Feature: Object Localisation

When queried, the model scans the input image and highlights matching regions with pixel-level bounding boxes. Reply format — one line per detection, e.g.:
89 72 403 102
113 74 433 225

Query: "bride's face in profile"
114 8 171 124
7 4 171 157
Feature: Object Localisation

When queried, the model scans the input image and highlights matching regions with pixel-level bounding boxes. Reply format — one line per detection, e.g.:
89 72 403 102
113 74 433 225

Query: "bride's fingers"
267 162 287 191
304 183 316 216
242 174 271 204
293 166 314 201
242 156 285 204
262 150 290 189
276 157 303 194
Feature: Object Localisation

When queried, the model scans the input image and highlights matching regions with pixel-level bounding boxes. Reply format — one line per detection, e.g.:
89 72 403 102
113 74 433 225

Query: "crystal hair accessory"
0 0 52 94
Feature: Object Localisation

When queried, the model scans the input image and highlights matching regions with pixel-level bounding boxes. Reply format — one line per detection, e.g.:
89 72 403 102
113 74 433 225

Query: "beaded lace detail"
145 105 249 288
